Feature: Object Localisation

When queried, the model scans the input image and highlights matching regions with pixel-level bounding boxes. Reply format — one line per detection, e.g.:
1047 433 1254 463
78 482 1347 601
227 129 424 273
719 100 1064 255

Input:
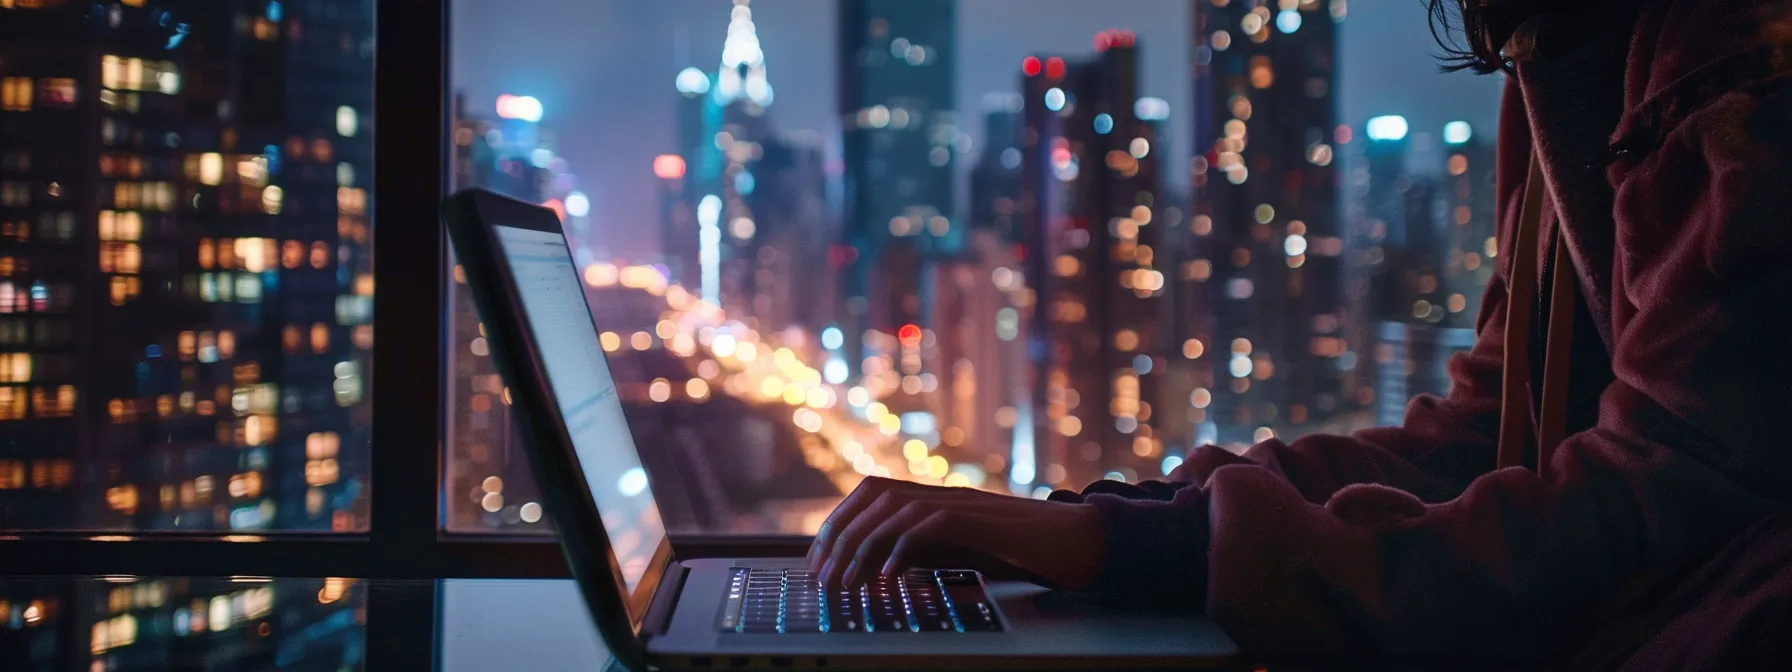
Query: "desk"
0 576 1525 671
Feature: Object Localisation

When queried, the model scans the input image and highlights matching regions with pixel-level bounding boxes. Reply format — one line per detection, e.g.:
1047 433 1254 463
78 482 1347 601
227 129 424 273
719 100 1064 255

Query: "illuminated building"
924 231 1029 487
743 133 833 331
837 0 958 368
0 0 371 531
1362 121 1492 425
1017 32 1166 489
660 0 830 335
662 55 708 292
1187 0 1344 446
968 95 1024 243
702 0 774 319
1439 122 1496 327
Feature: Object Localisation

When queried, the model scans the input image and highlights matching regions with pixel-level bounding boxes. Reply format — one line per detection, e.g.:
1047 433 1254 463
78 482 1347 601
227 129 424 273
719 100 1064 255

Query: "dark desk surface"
0 576 1524 671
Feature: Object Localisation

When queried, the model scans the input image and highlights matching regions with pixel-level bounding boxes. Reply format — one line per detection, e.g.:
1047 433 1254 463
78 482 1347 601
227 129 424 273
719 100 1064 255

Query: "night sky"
451 0 1504 258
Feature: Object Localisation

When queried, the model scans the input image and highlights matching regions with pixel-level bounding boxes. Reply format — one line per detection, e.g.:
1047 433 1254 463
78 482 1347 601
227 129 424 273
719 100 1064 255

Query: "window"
443 2 1502 536
0 0 375 532
1 77 32 111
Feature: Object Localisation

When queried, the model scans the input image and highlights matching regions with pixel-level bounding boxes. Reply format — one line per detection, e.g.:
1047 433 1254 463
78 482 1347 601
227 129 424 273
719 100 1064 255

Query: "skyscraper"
745 132 832 331
663 0 829 336
1015 32 1167 490
968 95 1024 243
924 230 1029 484
1439 122 1497 328
0 0 373 531
837 0 957 361
1187 1 1344 446
1362 121 1493 425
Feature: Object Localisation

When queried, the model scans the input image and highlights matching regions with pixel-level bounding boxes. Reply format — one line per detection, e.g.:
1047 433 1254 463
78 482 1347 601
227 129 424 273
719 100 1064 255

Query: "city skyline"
438 0 1509 529
452 0 1505 258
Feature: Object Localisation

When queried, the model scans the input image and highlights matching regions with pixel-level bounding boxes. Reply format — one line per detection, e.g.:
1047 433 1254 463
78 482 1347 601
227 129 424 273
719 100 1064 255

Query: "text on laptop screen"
495 225 666 592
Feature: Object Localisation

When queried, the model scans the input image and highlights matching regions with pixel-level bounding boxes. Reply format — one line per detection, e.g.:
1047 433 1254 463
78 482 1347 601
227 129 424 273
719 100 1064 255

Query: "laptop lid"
443 190 673 666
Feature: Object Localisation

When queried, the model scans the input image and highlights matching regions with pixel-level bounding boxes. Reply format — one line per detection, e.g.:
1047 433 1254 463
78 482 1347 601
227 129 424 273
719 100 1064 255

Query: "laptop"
442 189 1239 671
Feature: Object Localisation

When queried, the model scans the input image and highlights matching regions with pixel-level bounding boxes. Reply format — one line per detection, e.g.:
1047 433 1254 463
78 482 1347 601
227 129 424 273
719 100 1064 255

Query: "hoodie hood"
1613 0 1792 150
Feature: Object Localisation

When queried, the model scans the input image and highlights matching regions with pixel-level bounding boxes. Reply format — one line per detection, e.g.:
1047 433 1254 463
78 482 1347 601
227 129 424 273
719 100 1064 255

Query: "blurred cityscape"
444 0 1499 533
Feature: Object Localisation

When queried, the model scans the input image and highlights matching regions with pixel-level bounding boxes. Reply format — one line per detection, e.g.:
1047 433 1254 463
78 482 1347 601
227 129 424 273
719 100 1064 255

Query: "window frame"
0 0 810 581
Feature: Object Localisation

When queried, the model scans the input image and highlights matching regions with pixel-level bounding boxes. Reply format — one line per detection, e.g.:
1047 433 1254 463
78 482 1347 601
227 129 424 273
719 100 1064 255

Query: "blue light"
674 67 711 96
1044 88 1066 112
1162 455 1184 476
734 171 756 195
1132 354 1152 375
266 1 283 22
1444 121 1474 145
146 344 162 358
1366 115 1410 141
166 24 190 50
1009 403 1036 490
1000 148 1022 170
1276 9 1302 33
901 412 937 437
264 144 280 175
821 326 844 350
1093 113 1114 135
1134 97 1171 121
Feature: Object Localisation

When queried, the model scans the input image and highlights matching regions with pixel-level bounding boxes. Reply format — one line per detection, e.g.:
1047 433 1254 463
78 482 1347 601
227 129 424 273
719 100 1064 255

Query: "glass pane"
0 576 368 670
0 1 375 531
439 580 608 671
442 0 1501 534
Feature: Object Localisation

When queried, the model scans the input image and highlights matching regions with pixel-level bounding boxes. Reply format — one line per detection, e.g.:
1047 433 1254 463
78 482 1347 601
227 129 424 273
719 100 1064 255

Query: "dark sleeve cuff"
1082 485 1211 608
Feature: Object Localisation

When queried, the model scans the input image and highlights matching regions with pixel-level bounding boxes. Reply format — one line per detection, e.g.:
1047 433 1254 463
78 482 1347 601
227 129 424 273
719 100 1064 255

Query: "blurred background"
443 0 1505 535
0 0 1501 667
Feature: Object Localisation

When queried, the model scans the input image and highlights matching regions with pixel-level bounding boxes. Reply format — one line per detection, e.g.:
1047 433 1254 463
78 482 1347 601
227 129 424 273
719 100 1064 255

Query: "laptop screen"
494 224 666 593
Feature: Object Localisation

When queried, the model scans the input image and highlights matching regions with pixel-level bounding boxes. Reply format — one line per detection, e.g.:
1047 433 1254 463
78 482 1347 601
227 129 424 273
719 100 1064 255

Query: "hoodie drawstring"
1498 152 1577 478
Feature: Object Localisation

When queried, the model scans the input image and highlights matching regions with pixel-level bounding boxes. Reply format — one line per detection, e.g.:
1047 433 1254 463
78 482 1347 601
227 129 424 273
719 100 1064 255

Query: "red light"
653 154 687 180
1022 56 1042 77
1120 30 1136 47
1045 57 1066 80
1334 125 1354 145
898 324 922 344
1094 31 1111 52
828 244 859 266
542 198 566 222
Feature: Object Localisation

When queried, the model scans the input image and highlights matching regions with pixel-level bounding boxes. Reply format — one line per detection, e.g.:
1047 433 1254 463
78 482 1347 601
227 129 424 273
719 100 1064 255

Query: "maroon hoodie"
1057 0 1792 659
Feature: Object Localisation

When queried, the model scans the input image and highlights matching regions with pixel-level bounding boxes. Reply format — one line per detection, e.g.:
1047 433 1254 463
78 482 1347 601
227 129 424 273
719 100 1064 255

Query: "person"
808 0 1792 662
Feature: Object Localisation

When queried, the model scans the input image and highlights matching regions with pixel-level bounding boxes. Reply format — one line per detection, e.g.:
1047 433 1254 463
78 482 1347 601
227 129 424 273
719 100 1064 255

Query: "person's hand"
806 476 1107 590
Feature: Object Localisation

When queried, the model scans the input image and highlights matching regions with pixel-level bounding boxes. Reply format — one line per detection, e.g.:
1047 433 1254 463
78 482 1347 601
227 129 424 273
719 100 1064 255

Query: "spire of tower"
715 0 773 107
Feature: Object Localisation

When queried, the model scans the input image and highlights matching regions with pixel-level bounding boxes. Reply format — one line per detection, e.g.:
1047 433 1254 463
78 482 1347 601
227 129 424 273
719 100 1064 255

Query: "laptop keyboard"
719 568 1003 634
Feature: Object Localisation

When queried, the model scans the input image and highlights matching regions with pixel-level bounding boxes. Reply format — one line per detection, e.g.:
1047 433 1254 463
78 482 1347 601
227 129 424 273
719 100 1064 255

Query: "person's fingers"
809 477 895 570
840 501 940 587
818 489 910 585
821 491 975 586
880 509 995 578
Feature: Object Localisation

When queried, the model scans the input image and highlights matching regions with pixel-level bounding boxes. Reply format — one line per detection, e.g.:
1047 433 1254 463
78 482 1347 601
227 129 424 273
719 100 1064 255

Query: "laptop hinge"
640 560 689 641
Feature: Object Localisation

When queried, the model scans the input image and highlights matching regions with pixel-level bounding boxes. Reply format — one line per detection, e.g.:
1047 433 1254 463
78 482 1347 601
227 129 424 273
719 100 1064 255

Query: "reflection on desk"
0 576 612 671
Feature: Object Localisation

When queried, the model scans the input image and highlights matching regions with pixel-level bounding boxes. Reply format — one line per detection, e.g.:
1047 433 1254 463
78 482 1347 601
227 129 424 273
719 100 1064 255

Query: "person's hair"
1427 0 1553 74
